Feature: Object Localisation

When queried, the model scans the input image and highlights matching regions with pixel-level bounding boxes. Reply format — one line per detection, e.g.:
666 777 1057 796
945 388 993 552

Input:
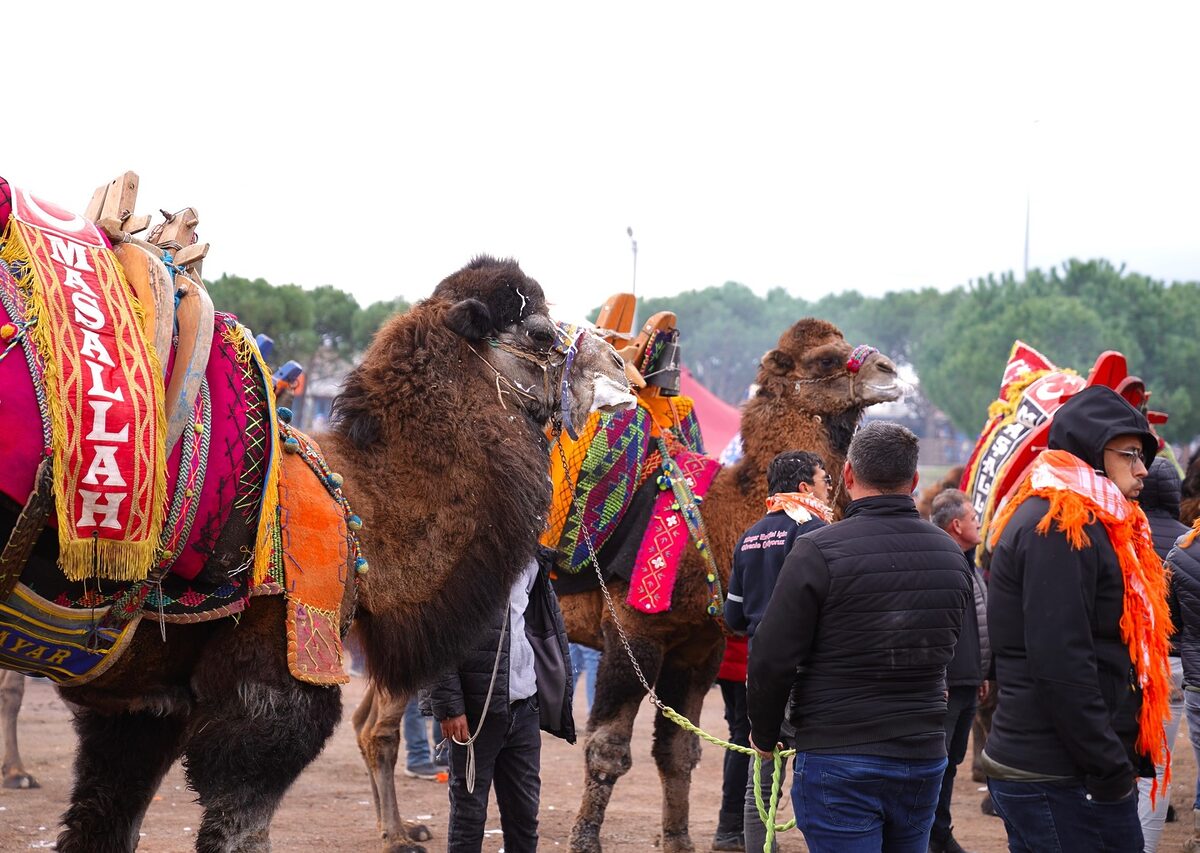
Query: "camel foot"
383 841 426 853
569 820 602 853
402 820 432 842
660 831 695 853
3 771 40 789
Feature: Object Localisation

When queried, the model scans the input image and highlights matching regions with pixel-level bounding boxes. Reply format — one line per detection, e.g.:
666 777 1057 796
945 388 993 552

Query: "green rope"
656 703 796 850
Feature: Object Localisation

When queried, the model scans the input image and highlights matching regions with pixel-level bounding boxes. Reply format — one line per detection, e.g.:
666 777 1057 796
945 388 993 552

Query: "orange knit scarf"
765 492 833 524
990 449 1173 801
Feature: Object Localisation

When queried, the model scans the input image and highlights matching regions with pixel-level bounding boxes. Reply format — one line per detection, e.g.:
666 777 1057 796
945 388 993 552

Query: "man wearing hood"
982 386 1173 853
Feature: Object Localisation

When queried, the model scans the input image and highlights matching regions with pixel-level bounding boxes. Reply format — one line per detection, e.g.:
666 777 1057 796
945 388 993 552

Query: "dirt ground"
1 674 1195 852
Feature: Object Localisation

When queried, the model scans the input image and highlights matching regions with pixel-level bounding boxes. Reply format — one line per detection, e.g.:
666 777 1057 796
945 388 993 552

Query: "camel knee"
652 729 701 775
585 730 633 781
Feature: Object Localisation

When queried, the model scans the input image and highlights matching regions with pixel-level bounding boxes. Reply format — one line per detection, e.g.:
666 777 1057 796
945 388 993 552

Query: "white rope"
451 607 510 793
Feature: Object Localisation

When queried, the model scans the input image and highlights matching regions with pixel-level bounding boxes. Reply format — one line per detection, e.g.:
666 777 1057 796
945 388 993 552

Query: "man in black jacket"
424 549 575 853
982 386 1169 853
1168 517 1200 852
1140 456 1189 850
747 421 971 853
929 489 990 853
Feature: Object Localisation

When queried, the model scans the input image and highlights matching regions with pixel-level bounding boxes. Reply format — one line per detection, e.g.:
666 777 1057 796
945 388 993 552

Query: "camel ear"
762 349 795 375
445 298 494 340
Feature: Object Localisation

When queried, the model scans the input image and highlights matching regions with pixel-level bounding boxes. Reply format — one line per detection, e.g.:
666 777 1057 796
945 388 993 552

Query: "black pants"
931 685 978 843
447 696 542 853
718 679 751 835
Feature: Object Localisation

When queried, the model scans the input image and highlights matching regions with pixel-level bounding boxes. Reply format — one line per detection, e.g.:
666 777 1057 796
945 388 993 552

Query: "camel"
558 317 901 853
0 671 36 789
0 255 632 853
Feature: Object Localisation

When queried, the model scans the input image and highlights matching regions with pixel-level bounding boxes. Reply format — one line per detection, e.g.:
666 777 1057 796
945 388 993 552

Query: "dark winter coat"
725 509 826 638
945 550 986 688
1168 538 1200 689
746 494 971 758
423 549 576 743
1142 456 1187 655
984 386 1159 801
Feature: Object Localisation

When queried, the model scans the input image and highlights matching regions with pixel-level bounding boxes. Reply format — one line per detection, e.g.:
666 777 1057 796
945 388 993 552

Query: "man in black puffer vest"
1138 456 1188 850
422 548 575 853
747 421 971 853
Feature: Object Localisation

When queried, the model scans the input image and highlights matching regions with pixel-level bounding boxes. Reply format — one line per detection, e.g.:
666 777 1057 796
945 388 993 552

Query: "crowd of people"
399 383 1194 853
710 386 1200 853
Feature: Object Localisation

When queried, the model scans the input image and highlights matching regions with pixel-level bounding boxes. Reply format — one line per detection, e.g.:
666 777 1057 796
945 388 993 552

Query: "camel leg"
57 707 187 853
183 678 349 853
354 685 430 851
1 671 39 789
650 644 722 853
569 627 664 853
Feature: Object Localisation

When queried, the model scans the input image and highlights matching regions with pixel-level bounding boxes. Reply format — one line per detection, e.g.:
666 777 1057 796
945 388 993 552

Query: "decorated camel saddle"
546 294 718 614
0 174 354 687
962 340 1167 557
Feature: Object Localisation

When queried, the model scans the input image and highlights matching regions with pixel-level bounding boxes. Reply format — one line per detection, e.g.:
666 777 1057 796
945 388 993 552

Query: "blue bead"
277 406 293 423
283 436 301 453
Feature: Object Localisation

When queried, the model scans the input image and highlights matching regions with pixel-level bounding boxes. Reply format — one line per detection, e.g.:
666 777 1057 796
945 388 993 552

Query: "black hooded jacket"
985 386 1159 800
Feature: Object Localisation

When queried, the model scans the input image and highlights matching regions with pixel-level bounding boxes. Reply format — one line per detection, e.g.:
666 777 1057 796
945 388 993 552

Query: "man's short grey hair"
930 489 972 531
847 421 919 493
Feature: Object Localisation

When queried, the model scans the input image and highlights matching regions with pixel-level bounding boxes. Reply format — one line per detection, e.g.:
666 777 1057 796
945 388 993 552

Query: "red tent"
679 365 741 456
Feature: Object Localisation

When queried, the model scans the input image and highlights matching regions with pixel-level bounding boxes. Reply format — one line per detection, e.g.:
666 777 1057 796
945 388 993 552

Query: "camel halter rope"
468 323 587 437
790 344 880 404
552 440 795 852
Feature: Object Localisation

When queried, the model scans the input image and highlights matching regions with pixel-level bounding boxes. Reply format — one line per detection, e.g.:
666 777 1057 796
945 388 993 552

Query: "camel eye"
819 357 836 370
527 325 556 349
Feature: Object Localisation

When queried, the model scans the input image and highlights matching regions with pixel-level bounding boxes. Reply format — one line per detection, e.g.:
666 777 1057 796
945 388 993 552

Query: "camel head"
757 318 902 417
435 256 633 434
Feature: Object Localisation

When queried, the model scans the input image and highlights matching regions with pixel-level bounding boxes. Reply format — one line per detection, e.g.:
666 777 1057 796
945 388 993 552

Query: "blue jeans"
1187 687 1200 811
403 696 433 768
569 643 600 711
988 778 1143 852
791 752 947 853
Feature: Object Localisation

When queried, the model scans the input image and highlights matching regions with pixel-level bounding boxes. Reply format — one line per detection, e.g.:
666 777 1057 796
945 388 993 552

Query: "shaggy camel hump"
553 311 902 853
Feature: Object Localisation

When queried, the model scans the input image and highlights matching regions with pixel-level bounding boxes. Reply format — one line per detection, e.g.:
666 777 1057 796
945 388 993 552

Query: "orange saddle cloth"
275 430 353 685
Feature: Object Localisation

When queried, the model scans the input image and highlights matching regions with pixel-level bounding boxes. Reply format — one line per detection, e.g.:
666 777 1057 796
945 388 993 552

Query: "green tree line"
205 274 409 367
637 259 1200 442
203 259 1200 442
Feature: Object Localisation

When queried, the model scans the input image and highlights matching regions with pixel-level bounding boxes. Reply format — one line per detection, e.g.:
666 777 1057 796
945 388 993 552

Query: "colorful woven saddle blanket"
546 395 717 613
0 192 351 685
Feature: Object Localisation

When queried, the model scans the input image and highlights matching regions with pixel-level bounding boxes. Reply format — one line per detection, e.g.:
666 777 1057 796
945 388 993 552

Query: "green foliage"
203 274 409 367
611 260 1200 442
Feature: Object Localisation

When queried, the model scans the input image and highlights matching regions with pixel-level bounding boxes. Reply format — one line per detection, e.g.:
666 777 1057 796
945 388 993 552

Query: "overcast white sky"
5 3 1199 323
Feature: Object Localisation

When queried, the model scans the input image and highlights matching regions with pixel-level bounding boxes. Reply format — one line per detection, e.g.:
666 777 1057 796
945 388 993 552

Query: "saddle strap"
0 459 54 601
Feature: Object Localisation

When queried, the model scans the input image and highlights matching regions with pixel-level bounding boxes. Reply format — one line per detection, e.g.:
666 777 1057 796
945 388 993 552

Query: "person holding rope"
718 449 832 853
422 547 575 852
747 422 971 853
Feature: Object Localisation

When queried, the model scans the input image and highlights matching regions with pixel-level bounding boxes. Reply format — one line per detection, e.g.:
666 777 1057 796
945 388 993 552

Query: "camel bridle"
469 322 586 434
791 344 882 405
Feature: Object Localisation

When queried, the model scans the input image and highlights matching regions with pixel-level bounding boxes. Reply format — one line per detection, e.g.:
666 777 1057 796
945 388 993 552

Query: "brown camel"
559 318 901 853
0 256 631 853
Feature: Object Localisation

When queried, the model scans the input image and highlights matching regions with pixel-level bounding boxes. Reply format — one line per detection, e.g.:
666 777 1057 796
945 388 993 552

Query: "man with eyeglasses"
981 385 1171 853
719 450 832 852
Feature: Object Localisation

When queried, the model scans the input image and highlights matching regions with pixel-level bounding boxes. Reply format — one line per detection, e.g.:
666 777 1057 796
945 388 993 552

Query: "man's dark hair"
767 450 825 495
930 489 971 531
847 421 919 492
